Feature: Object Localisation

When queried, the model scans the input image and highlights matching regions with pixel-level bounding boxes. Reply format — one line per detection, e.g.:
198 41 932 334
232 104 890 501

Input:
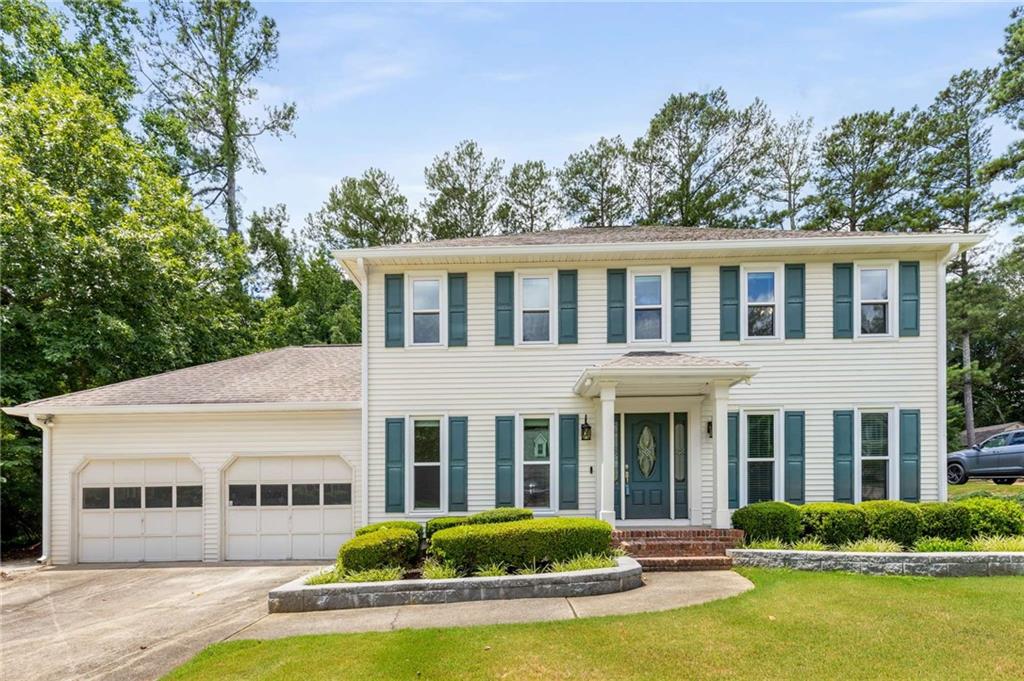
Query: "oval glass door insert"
637 425 656 478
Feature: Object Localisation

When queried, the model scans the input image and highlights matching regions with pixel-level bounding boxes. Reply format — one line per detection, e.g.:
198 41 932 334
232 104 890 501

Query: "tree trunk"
963 331 976 446
225 166 238 236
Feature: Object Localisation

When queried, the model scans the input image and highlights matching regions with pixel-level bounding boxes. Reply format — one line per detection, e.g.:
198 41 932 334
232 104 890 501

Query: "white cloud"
303 52 416 110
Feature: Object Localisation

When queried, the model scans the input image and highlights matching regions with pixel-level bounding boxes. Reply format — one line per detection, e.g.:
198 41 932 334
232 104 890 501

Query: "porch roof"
572 351 757 398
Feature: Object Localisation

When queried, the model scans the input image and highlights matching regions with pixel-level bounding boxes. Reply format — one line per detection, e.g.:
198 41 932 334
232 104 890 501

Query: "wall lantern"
580 415 592 441
707 420 713 438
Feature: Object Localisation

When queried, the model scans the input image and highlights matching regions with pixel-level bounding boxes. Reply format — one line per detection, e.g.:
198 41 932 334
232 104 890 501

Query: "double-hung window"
745 414 776 504
858 267 891 336
522 416 553 509
744 270 778 338
410 277 443 345
860 412 889 501
629 271 666 342
412 419 442 510
519 274 553 343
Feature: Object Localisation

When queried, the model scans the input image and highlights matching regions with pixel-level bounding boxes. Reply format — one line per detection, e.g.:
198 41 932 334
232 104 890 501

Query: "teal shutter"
727 412 739 508
558 270 578 344
899 409 921 502
607 269 626 343
671 267 691 342
899 261 920 337
558 414 579 509
384 274 404 347
720 266 740 341
494 272 514 345
784 411 805 505
833 410 854 503
448 416 468 511
833 263 853 339
495 416 515 507
448 273 467 346
385 418 405 512
784 264 805 339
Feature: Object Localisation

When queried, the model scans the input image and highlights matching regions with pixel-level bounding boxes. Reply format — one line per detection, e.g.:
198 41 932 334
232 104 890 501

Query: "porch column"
598 383 617 524
711 381 731 529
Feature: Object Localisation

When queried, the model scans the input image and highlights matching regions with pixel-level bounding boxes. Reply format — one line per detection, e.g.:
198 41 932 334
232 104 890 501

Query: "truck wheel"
947 463 968 485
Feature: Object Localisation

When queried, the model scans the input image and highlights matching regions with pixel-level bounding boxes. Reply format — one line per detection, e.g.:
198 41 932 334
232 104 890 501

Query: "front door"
625 413 670 519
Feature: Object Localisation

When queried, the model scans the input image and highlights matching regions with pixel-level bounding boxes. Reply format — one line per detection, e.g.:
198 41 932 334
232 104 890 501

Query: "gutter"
27 413 54 564
936 243 959 502
2 401 361 417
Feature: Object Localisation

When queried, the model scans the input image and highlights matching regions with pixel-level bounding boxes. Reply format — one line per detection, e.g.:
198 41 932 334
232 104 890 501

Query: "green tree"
558 136 631 227
627 135 667 225
421 139 504 240
140 0 296 235
986 7 1024 224
306 168 417 248
755 114 814 230
496 160 561 233
249 204 298 305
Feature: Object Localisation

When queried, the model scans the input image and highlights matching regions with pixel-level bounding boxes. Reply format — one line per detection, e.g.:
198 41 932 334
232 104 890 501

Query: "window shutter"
784 411 805 505
720 266 740 341
899 261 920 337
833 410 854 503
448 273 467 347
833 264 853 339
494 416 515 507
494 272 514 346
558 414 579 509
899 409 921 502
728 412 739 509
384 274 404 347
558 270 578 344
671 267 691 342
606 269 626 343
448 416 468 511
385 418 405 512
785 264 805 339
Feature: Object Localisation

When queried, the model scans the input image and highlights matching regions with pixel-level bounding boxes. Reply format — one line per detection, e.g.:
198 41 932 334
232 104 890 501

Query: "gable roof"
4 345 361 416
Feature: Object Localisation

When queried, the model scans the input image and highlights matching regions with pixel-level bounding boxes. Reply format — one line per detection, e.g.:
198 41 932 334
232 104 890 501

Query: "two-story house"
6 226 982 564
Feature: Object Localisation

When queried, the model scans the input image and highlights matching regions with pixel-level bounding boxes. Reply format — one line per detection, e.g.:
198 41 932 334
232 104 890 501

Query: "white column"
711 382 731 529
598 384 617 524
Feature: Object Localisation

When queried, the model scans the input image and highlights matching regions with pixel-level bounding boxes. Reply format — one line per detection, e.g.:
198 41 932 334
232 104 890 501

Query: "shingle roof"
594 351 751 370
12 345 361 410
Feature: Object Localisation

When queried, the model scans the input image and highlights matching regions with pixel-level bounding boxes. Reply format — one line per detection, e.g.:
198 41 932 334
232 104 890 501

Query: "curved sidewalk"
232 570 754 640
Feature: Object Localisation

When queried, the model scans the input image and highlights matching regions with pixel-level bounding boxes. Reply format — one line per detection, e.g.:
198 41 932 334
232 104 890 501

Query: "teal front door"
625 413 670 519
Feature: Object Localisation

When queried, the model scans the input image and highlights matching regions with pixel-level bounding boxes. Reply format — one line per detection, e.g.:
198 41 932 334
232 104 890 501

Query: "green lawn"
165 568 1024 681
949 478 1024 499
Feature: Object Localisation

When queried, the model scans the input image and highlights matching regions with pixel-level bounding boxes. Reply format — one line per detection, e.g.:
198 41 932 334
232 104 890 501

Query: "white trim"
854 261 898 340
626 267 670 344
406 272 447 347
406 415 448 515
360 259 370 527
853 406 899 503
740 264 784 341
514 269 558 345
516 412 559 512
2 401 361 417
937 245 958 502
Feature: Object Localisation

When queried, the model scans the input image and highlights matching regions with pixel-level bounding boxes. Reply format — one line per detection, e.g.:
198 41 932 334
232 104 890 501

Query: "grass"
949 479 1023 499
164 568 1024 681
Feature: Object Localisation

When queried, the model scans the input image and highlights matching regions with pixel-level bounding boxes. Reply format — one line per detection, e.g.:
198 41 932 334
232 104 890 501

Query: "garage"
78 459 203 562
225 456 353 560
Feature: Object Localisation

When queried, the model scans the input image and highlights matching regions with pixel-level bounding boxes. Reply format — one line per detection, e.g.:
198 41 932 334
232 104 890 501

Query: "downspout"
27 413 54 564
358 257 369 528
936 243 959 502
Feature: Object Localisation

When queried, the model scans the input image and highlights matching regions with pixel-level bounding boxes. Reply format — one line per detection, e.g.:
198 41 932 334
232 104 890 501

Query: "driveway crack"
223 612 270 642
565 597 580 619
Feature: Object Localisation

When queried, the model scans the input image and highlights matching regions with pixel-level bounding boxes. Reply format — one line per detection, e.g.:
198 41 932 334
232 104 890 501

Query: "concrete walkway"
232 570 754 640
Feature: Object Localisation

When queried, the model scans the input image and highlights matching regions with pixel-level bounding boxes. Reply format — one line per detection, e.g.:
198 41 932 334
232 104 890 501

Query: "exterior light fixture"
707 420 713 438
581 415 592 441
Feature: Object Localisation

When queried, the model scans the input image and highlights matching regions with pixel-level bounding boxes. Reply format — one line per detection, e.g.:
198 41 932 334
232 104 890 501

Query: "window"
176 486 203 508
632 273 664 341
1011 432 1024 446
82 487 110 509
522 417 552 508
521 276 552 343
413 419 441 510
674 421 686 483
145 486 172 508
745 271 777 338
859 268 890 335
861 412 889 501
260 484 288 506
292 483 320 506
228 484 257 507
411 278 442 345
746 415 775 504
981 432 1011 448
113 487 141 509
324 483 352 505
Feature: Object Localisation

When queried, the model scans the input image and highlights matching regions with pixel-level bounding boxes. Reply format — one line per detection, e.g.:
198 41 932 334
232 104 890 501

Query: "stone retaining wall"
268 556 643 613
728 549 1024 577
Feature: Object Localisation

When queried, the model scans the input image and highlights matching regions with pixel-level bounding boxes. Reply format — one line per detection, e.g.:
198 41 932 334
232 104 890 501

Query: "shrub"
799 503 868 545
1012 491 1024 508
517 560 543 575
731 501 801 543
970 535 1024 552
468 508 534 525
746 537 786 550
551 553 617 572
429 518 612 571
858 501 922 547
789 537 829 551
913 537 971 552
839 537 902 553
425 516 469 538
474 562 507 577
956 497 1024 536
421 559 460 580
342 567 404 583
338 527 419 571
356 520 424 541
918 503 972 540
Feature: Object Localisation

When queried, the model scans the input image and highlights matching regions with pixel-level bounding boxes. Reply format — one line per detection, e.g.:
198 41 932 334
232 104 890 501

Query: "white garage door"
78 459 203 563
225 457 353 560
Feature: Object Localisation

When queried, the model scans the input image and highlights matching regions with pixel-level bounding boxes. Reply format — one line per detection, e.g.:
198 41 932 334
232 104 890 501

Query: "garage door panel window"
292 483 320 505
229 484 257 507
260 484 289 506
176 486 203 507
82 487 110 509
113 487 142 509
324 483 352 505
145 486 173 508
413 419 442 510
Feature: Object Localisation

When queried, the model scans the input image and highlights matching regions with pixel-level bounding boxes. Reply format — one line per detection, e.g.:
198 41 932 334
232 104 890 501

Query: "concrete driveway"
0 562 320 681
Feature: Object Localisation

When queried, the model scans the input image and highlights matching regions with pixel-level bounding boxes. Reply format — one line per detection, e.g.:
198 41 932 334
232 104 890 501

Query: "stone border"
268 557 643 613
728 549 1024 577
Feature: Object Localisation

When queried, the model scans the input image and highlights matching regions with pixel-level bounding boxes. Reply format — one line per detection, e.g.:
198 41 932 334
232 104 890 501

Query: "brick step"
636 556 734 572
615 539 735 557
612 529 744 542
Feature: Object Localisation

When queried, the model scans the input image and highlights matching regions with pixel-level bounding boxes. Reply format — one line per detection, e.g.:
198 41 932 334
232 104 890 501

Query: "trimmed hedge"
918 502 973 540
429 518 612 571
338 527 419 572
467 508 534 525
355 520 424 541
798 502 868 546
858 501 923 547
955 497 1024 537
425 516 470 538
732 501 801 543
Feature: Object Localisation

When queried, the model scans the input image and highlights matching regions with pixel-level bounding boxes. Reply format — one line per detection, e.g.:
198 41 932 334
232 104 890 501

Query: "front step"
613 528 744 571
636 556 734 571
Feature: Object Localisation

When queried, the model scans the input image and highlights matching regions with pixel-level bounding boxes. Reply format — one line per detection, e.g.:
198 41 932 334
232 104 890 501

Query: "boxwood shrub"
355 520 424 541
798 502 867 546
858 500 923 547
467 508 534 525
956 497 1024 536
731 501 800 543
428 518 612 571
338 527 419 572
918 502 972 540
425 516 470 538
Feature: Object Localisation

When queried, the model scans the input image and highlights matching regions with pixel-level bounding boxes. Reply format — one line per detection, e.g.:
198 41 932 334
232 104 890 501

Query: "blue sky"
236 1 1022 242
